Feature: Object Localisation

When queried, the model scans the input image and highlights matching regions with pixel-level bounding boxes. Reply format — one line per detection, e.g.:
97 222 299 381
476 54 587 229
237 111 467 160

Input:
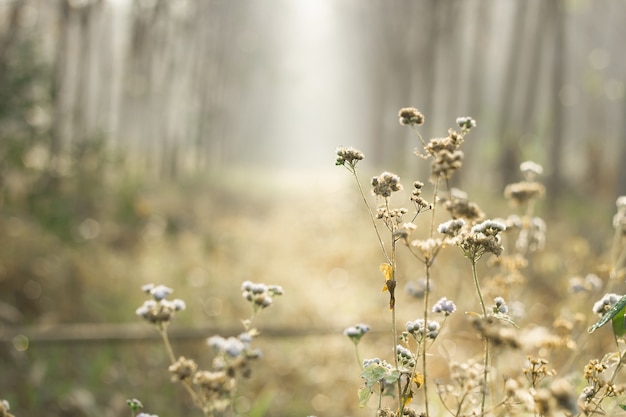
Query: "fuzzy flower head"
410 238 443 262
438 218 466 237
459 219 506 260
142 283 173 301
519 161 543 181
371 171 403 198
0 399 14 417
398 107 425 126
504 181 546 206
126 398 144 412
136 284 186 325
493 297 509 314
168 356 198 382
335 146 364 168
343 323 370 344
592 293 622 316
514 216 546 253
405 278 431 298
569 274 603 293
241 280 283 311
406 318 441 340
456 116 476 132
442 191 485 222
135 298 186 325
396 344 416 369
410 180 432 210
613 196 626 235
432 297 457 316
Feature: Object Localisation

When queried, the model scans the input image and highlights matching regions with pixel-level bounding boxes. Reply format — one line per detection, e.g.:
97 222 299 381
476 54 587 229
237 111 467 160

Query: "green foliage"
358 363 400 408
588 295 626 335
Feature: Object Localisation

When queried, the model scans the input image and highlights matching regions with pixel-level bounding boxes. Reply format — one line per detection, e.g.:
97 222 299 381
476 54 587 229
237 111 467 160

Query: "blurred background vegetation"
0 0 625 416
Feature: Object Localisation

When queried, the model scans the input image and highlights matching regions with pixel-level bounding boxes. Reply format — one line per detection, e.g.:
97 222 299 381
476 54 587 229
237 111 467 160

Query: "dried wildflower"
519 160 543 180
396 344 416 369
410 180 431 210
592 293 622 315
448 359 485 391
473 220 506 235
431 149 464 180
401 407 420 417
523 356 556 388
398 107 425 126
0 399 15 417
193 370 235 394
493 297 509 314
207 335 249 358
613 195 626 235
504 181 546 206
127 398 143 410
169 356 198 381
241 280 283 311
371 171 403 197
432 297 457 316
437 218 466 237
406 318 440 340
456 116 476 131
142 283 173 301
136 298 186 325
442 194 485 221
569 273 603 293
459 219 506 259
335 146 364 167
394 222 417 242
344 323 370 344
405 278 431 298
411 237 443 261
377 407 397 417
515 216 546 252
471 316 520 348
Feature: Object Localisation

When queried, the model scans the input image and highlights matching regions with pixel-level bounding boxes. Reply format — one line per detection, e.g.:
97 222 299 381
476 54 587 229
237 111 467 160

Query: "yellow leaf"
413 372 424 389
402 390 413 407
380 263 393 281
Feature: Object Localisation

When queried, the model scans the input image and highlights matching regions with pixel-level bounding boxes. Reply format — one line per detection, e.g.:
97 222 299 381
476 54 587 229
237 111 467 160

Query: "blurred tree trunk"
496 0 529 188
461 1 491 187
617 100 626 196
0 0 24 90
520 1 549 139
547 0 566 202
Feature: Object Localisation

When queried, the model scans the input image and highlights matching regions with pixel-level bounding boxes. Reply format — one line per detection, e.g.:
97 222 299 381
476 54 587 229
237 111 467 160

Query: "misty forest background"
2 0 626 416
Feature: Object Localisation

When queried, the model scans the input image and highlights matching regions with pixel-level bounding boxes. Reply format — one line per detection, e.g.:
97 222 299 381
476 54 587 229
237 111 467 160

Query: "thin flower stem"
421 262 432 417
411 125 427 148
158 326 209 416
419 176 440 417
159 325 177 364
471 260 488 317
390 239 404 415
354 343 363 370
470 259 489 417
429 178 440 239
350 166 392 264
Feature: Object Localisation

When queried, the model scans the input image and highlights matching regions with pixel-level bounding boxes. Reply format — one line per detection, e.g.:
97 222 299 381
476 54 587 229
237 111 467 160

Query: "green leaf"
588 295 626 333
613 303 626 337
361 363 389 388
383 369 401 385
619 404 626 411
358 386 372 408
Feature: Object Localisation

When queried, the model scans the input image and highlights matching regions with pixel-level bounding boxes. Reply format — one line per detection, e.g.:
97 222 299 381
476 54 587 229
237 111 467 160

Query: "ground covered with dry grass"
1 158 624 416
